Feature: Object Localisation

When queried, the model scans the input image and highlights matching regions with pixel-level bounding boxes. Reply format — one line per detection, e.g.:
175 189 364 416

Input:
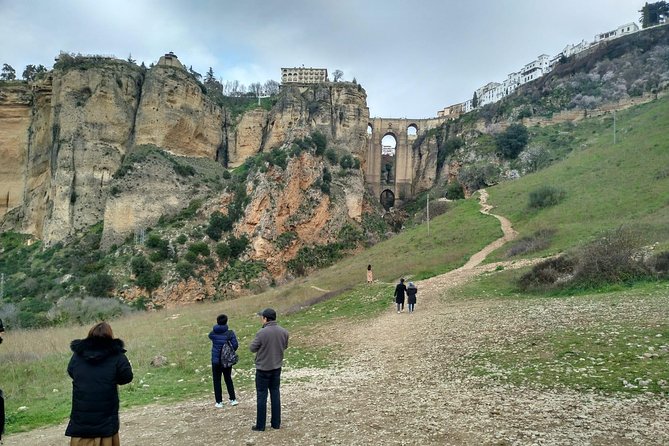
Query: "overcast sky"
0 0 645 118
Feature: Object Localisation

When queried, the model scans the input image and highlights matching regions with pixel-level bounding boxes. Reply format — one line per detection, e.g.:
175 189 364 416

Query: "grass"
487 96 669 260
0 195 501 433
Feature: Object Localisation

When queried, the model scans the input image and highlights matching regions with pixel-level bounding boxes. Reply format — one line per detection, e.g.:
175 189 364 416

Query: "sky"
0 0 646 118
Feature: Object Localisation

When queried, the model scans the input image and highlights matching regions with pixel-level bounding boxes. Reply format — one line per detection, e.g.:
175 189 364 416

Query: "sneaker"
215 402 224 408
229 399 239 406
397 310 400 314
251 425 265 432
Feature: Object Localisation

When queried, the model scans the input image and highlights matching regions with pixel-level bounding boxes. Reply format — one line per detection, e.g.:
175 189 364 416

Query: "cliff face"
0 85 31 220
134 65 225 158
0 60 371 255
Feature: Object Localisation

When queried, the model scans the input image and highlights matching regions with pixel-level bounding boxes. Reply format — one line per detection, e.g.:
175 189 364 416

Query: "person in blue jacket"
209 314 239 408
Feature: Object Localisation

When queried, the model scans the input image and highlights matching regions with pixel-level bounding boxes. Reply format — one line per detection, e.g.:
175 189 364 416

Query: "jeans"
212 363 236 403
255 368 281 429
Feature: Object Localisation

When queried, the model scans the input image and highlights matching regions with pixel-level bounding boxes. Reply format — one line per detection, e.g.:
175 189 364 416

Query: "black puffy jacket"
65 337 133 438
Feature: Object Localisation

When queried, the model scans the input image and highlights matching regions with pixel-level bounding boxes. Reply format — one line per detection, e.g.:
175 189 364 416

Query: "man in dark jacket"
65 322 133 444
394 278 407 313
249 308 289 431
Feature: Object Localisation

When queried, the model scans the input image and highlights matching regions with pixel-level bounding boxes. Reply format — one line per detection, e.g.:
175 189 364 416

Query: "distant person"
250 308 289 432
367 264 374 284
209 314 239 408
406 282 418 313
65 322 133 446
0 318 5 442
394 278 407 313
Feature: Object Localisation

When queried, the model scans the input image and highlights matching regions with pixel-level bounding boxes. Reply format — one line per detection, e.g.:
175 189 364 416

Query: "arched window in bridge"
407 124 418 137
380 189 395 211
381 133 397 185
367 124 372 136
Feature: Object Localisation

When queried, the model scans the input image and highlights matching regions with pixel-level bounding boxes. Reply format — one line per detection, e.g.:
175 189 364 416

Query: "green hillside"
488 95 669 260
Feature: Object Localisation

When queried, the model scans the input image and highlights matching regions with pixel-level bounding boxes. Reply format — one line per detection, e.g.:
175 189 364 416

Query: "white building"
594 22 639 43
520 54 551 85
281 67 328 84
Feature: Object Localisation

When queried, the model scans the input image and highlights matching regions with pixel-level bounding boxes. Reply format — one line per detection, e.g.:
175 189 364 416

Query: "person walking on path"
406 282 418 313
249 308 289 432
366 264 374 284
394 278 407 313
65 322 133 446
209 314 239 408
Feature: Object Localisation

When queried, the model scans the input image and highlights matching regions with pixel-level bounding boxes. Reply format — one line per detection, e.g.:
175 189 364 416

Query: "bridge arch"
380 189 395 211
407 124 418 136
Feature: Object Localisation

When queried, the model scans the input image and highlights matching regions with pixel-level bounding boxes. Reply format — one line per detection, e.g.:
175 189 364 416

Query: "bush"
445 182 464 200
176 260 195 279
206 211 232 241
228 234 250 259
218 260 266 285
311 132 327 155
222 170 231 180
287 243 344 276
85 272 116 297
518 256 577 291
47 296 132 326
324 148 338 164
216 242 231 261
339 154 354 169
651 251 669 276
275 231 297 250
505 228 557 258
188 241 210 257
528 186 566 209
146 234 170 261
496 123 528 159
176 234 188 245
571 228 651 287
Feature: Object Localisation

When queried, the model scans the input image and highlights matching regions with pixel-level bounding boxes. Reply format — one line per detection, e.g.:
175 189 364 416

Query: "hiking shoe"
215 402 224 408
229 399 239 406
251 425 265 432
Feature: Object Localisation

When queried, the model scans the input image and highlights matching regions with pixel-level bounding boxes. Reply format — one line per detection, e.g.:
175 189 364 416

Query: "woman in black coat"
406 282 418 313
65 322 133 446
394 278 407 313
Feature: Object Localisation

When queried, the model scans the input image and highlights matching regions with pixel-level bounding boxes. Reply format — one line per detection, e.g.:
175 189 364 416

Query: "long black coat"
394 283 407 304
65 337 133 438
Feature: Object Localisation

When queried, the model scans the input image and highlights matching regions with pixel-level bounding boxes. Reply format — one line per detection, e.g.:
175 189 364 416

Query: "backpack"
219 338 238 368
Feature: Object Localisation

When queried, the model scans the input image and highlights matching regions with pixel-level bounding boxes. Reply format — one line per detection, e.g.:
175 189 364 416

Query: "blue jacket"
209 324 239 364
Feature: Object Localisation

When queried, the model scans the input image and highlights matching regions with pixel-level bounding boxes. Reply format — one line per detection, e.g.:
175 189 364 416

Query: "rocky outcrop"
134 65 225 159
0 84 31 220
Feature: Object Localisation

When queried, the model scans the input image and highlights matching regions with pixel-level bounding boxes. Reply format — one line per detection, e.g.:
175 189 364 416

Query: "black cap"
257 308 277 321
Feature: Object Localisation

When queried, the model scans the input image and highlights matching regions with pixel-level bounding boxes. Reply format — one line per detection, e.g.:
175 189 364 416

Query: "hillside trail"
9 191 669 445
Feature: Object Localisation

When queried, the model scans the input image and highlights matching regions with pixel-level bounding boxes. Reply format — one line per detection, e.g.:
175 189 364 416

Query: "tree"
250 82 263 97
22 64 37 81
640 1 669 28
188 65 202 81
1 64 16 81
127 53 136 64
263 79 280 95
472 91 479 109
205 67 215 84
332 69 344 82
495 123 529 159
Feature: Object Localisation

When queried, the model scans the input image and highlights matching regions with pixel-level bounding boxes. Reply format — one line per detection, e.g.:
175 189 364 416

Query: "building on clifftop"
157 52 184 69
281 67 328 84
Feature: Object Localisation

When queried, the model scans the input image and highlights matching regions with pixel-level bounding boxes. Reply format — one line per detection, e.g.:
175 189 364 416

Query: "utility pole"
613 110 617 144
427 193 430 236
1 272 4 299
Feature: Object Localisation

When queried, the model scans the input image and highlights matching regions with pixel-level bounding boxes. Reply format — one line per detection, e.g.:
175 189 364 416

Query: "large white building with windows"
281 67 328 84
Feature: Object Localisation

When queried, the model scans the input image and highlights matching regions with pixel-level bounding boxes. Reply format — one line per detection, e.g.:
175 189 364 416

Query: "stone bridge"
364 117 445 209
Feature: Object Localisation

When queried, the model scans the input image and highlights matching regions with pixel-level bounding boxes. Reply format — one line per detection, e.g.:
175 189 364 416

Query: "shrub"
216 242 231 261
311 131 327 155
188 241 210 257
505 228 557 258
206 211 232 241
457 163 499 192
338 224 364 246
222 170 231 180
176 234 188 245
146 234 170 261
84 272 116 297
287 243 344 276
176 260 195 279
496 123 528 159
445 182 464 200
518 256 577 291
324 148 338 164
651 251 669 276
528 186 566 209
228 234 250 259
275 231 297 250
47 296 132 326
339 154 354 169
571 228 651 287
218 260 266 285
183 251 198 263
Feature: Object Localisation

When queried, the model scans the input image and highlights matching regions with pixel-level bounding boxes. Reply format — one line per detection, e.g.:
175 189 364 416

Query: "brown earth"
8 190 669 445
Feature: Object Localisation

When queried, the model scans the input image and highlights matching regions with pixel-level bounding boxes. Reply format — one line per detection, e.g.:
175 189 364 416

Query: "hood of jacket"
212 324 229 334
70 337 126 363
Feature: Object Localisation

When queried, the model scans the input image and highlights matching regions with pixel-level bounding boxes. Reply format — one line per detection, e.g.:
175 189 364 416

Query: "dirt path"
8 192 669 445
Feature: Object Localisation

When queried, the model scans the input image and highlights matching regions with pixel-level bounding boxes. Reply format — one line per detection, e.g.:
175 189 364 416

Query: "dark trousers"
212 363 236 402
255 368 282 429
1 388 4 440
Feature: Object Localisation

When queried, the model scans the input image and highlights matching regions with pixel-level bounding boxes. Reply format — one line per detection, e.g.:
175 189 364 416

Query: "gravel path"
8 191 669 445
